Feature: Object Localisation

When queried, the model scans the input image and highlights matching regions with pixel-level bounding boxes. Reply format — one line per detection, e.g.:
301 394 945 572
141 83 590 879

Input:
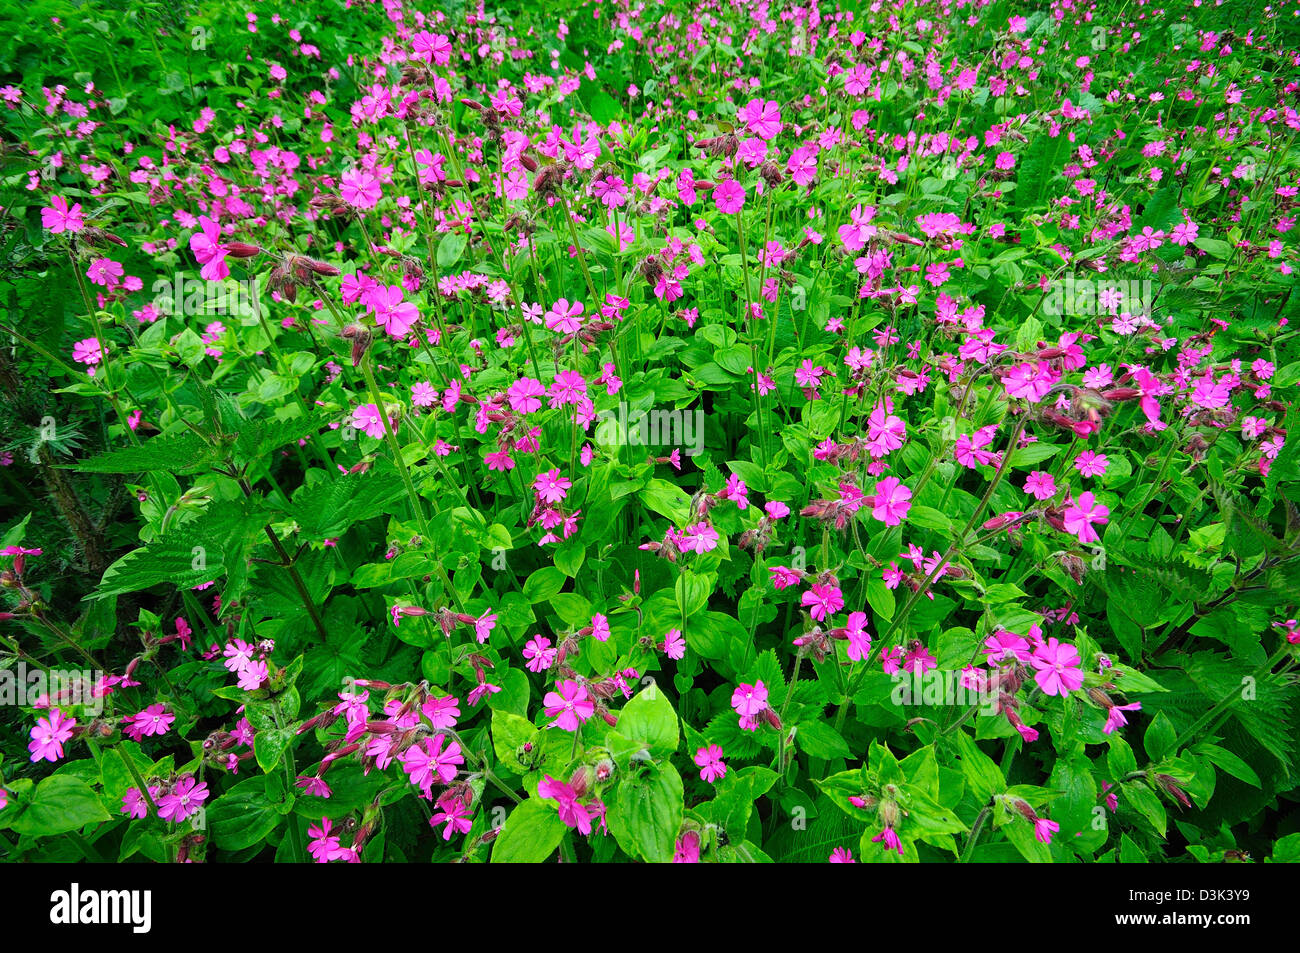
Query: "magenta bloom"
1103 701 1142 734
1024 470 1057 500
430 799 474 840
871 476 912 526
41 195 85 234
738 98 783 140
400 734 464 795
28 708 75 763
307 817 344 862
157 776 208 823
693 744 727 783
1062 491 1109 544
543 679 594 731
829 847 856 863
123 703 174 741
1073 451 1108 478
662 628 685 660
871 826 904 856
507 377 545 413
351 403 389 439
1034 816 1060 845
544 298 585 334
533 468 571 504
523 635 557 672
731 680 769 718
367 284 419 338
801 583 845 622
714 178 746 214
1003 362 1053 402
189 216 230 282
1031 638 1084 696
340 168 382 208
538 775 592 834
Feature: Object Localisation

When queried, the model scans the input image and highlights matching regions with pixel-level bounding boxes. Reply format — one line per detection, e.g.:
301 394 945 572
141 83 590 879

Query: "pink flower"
400 734 463 795
662 628 685 660
801 583 845 622
430 798 474 840
157 776 208 823
1003 362 1053 402
731 680 769 718
189 216 230 282
1103 701 1142 734
738 98 783 140
523 635 557 672
714 179 746 214
1024 470 1056 500
1062 491 1109 544
673 830 702 862
871 477 912 526
533 468 571 504
544 298 585 334
1073 451 1108 479
829 847 857 862
1034 816 1060 845
28 708 76 762
367 284 419 338
72 337 102 374
543 679 594 731
41 195 85 233
693 744 727 783
350 403 389 439
340 168 382 208
871 826 904 856
507 377 545 413
538 775 593 834
421 695 460 730
123 703 174 741
308 817 345 862
1031 638 1084 696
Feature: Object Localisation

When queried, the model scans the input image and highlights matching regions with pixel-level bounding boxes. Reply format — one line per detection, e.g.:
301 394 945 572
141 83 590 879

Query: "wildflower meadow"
1 0 1299 876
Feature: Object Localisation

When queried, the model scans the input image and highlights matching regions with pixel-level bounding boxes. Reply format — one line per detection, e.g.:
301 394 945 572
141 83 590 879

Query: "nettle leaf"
291 469 406 538
94 530 226 598
72 432 216 474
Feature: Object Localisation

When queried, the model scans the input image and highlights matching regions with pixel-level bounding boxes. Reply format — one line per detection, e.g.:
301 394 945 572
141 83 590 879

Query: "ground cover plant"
0 0 1298 865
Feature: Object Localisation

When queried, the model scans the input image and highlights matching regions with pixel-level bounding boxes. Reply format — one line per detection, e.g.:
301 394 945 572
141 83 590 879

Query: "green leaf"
208 777 284 852
952 733 1005 803
254 728 293 773
492 797 567 862
1122 781 1167 838
795 720 852 759
492 709 543 774
9 775 109 836
523 566 566 603
639 479 692 524
1144 711 1178 762
437 231 468 269
292 470 407 538
73 432 215 474
615 681 679 758
608 762 684 863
